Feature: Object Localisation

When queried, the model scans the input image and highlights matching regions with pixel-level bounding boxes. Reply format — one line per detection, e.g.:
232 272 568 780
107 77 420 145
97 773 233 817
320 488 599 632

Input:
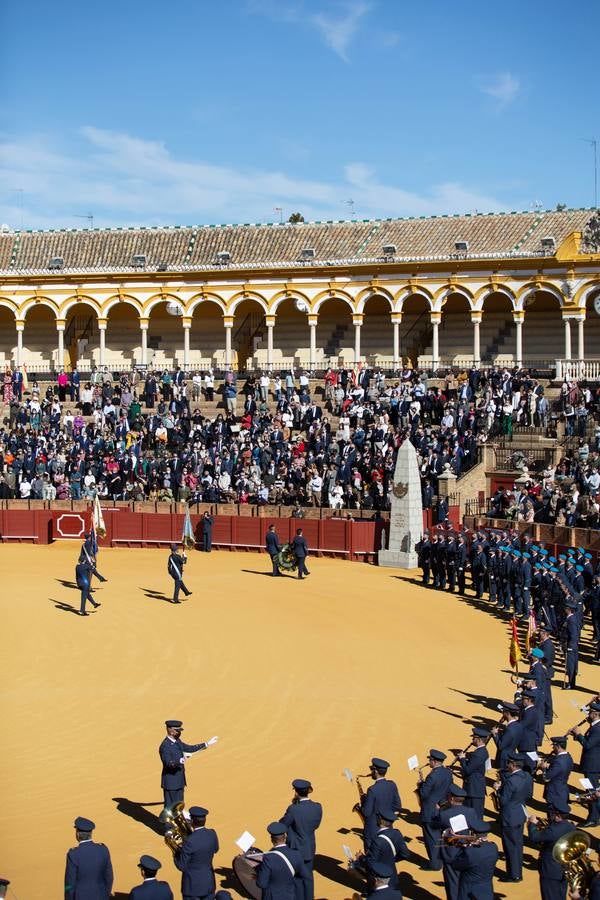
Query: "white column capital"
139 318 149 330
97 318 107 330
56 319 65 331
16 320 24 331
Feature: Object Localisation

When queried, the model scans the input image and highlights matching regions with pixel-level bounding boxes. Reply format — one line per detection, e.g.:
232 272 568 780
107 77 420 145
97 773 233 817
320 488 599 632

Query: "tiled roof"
0 209 594 274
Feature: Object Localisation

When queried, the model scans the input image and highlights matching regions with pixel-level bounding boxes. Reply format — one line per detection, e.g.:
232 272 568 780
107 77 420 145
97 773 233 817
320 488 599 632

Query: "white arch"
145 294 186 316
395 289 433 313
59 296 102 318
188 294 227 316
102 295 144 317
229 293 269 315
312 293 355 315
0 298 18 318
356 290 394 314
270 291 312 314
20 298 59 321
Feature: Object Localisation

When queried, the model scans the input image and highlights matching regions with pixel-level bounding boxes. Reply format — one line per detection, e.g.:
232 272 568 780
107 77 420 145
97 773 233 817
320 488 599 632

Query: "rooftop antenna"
273 207 283 223
582 138 598 208
343 198 356 220
530 200 543 214
75 213 94 229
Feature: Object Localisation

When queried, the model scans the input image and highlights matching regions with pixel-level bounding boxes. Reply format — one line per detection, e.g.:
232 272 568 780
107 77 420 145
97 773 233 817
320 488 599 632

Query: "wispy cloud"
0 127 509 230
248 0 371 61
480 71 520 108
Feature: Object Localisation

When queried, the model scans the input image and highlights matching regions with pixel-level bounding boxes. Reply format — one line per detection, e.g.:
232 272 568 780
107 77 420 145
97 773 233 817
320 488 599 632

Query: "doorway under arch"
317 298 353 366
362 295 392 364
232 299 266 371
522 291 563 364
272 298 309 370
439 293 472 365
148 301 185 370
481 292 515 365
399 294 430 367
64 302 99 370
22 305 57 373
190 300 226 369
106 303 141 369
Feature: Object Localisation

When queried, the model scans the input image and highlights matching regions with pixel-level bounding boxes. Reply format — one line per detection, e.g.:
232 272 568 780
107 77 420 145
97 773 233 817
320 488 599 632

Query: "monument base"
378 550 419 569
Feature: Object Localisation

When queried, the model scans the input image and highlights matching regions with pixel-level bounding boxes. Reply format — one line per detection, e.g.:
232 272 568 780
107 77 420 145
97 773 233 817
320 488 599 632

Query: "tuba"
552 829 597 894
163 802 193 857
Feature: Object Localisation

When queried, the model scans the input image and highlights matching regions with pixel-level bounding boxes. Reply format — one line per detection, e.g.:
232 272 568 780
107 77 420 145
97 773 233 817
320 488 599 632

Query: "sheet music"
407 755 419 770
236 831 255 853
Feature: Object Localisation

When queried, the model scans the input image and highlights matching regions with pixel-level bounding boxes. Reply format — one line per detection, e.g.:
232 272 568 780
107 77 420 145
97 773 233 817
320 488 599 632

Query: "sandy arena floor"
1 543 598 899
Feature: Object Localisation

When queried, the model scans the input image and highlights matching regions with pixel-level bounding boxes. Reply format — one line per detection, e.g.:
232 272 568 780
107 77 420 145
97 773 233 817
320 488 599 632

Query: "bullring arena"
1 209 600 899
2 542 597 900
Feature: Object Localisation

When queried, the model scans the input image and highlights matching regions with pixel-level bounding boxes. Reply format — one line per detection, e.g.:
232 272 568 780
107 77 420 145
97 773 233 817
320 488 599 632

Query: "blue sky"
0 0 599 230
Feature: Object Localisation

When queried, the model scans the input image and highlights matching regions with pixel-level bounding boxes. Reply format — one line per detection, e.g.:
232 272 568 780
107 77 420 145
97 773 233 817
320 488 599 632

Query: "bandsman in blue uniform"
256 821 309 900
174 806 219 900
450 821 498 900
78 532 107 583
438 784 481 900
168 544 191 603
539 736 573 813
129 855 173 899
364 861 403 900
360 757 402 850
416 749 452 871
491 702 523 771
280 778 322 900
76 559 102 616
470 544 487 601
493 753 533 883
538 625 556 724
365 806 410 891
562 600 581 690
159 720 218 821
569 700 600 827
527 801 576 900
458 728 489 820
64 816 113 900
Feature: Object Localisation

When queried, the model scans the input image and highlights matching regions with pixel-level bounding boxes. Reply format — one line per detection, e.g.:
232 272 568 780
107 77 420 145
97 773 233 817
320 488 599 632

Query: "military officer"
494 753 533 883
491 702 523 771
539 625 556 724
167 543 191 603
159 720 218 821
458 728 489 819
438 784 480 900
291 528 310 580
518 689 542 770
416 749 452 871
569 700 600 826
487 548 499 604
64 816 114 900
450 821 498 900
456 534 468 595
365 807 410 891
527 802 577 900
75 558 102 616
416 531 432 586
78 532 107 583
256 822 309 900
446 534 457 593
539 736 573 813
266 524 282 577
563 600 580 690
471 544 487 600
174 806 219 900
280 778 322 900
129 855 173 899
360 757 402 850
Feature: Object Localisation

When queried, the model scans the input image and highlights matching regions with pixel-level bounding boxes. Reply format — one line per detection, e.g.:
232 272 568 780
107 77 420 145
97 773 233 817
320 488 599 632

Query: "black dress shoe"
581 820 599 827
93 602 101 608
79 611 89 616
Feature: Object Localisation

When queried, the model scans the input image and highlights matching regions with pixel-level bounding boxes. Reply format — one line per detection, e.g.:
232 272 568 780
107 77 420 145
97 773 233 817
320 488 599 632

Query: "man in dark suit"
458 728 489 820
266 525 282 577
12 367 23 400
495 753 533 882
201 512 213 553
168 543 191 603
570 700 600 826
365 808 410 891
256 821 309 900
450 821 498 900
64 816 113 900
175 806 219 899
159 720 218 821
291 528 310 579
540 736 573 813
492 702 523 771
527 802 576 900
416 749 452 871
129 855 173 899
360 758 402 850
280 778 322 900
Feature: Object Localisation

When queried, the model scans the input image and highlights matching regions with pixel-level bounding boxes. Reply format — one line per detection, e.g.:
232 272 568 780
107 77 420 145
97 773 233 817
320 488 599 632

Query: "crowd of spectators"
0 363 598 518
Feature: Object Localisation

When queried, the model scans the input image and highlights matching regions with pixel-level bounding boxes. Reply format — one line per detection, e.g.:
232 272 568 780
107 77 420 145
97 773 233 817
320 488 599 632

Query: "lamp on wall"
166 301 183 317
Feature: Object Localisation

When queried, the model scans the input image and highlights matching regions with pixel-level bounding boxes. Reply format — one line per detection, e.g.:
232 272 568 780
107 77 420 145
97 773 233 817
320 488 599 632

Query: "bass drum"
232 850 264 899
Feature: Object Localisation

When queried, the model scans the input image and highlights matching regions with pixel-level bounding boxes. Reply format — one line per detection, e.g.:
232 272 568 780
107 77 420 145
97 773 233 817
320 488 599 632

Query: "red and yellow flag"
525 610 537 653
509 617 522 671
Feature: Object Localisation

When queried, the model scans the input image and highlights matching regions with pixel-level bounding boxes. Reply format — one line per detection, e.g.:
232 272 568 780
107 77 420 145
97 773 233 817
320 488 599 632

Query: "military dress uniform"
450 825 498 900
364 807 410 890
280 779 322 900
256 822 309 900
416 534 431 586
360 759 402 850
573 707 600 825
528 810 576 900
542 741 573 812
174 807 219 900
417 750 452 871
168 545 191 603
497 757 533 882
75 560 101 616
563 604 580 689
64 816 114 900
492 707 523 771
459 729 489 820
129 855 173 900
159 722 209 814
438 787 480 900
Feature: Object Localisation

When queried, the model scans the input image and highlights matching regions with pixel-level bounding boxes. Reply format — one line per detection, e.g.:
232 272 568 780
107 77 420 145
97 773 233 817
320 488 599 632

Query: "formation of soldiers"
416 525 600 681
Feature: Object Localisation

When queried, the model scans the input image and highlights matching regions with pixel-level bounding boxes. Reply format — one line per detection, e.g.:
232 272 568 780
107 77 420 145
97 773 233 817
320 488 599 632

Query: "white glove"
207 735 219 746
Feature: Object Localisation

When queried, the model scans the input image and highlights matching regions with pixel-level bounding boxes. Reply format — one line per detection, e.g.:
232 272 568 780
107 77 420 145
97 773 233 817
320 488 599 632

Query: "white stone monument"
378 439 423 569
